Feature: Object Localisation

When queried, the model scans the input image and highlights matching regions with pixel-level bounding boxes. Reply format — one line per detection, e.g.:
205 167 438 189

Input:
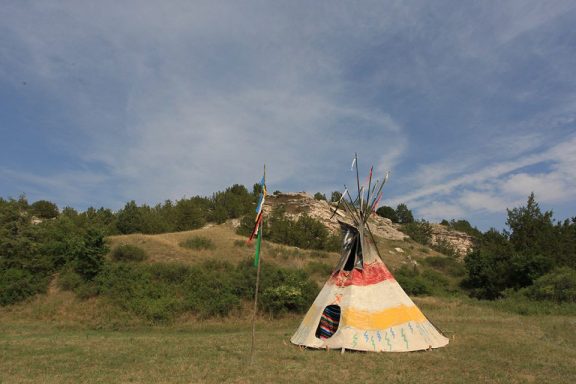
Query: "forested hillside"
1 188 576 322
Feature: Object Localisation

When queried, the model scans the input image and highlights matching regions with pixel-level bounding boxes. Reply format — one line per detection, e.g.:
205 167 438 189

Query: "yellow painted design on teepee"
342 305 426 330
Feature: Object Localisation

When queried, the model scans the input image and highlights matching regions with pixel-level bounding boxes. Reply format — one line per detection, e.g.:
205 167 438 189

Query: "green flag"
254 224 262 267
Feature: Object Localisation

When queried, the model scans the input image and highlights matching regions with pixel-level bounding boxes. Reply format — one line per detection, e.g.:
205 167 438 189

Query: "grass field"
2 224 575 383
1 296 575 384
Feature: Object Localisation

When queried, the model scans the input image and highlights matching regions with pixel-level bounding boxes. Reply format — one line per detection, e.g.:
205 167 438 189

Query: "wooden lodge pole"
250 164 265 365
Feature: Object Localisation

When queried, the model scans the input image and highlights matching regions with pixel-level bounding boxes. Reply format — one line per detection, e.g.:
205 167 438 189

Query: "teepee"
291 155 449 352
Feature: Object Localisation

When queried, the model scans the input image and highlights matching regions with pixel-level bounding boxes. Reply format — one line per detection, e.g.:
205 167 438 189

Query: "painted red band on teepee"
330 262 395 287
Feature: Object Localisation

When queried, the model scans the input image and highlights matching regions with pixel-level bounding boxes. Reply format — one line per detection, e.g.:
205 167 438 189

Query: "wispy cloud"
1 1 575 229
392 132 576 222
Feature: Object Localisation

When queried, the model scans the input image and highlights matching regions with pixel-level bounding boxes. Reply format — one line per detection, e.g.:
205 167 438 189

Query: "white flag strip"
338 188 348 203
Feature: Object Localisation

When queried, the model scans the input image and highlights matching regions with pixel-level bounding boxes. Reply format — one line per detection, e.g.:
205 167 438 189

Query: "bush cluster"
58 259 318 322
430 239 460 258
111 244 148 262
402 219 433 245
393 265 453 297
393 266 432 296
439 219 482 238
463 194 576 300
524 267 576 303
376 203 414 224
0 197 108 305
238 207 340 252
422 256 466 277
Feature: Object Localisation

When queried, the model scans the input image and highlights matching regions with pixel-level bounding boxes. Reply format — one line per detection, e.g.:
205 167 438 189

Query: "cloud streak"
392 133 576 223
1 1 575 229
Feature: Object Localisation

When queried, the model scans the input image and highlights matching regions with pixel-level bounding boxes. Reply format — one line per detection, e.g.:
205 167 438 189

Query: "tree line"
463 193 576 302
2 187 575 309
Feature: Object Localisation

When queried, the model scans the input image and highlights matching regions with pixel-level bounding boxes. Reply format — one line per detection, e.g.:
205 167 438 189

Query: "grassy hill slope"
106 221 446 271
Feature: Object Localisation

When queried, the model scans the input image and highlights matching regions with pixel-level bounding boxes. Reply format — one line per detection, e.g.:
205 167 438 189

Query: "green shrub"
0 268 47 306
421 269 450 293
78 257 319 322
148 263 191 284
431 239 459 258
96 263 181 322
180 236 215 250
480 293 576 316
111 244 148 262
75 282 99 300
393 265 458 297
402 220 432 245
313 192 326 201
443 219 482 238
73 229 108 281
396 275 431 296
525 267 576 303
260 270 318 315
393 266 431 296
423 256 466 277
376 206 398 223
264 208 341 252
30 200 59 219
58 269 84 291
235 259 319 316
236 215 255 237
182 261 241 318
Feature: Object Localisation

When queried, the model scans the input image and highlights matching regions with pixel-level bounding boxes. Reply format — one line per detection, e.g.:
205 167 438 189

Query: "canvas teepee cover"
291 158 449 352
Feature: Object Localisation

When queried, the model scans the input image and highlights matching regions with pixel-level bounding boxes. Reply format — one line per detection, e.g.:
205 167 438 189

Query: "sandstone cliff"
261 192 476 256
262 192 407 241
430 223 476 257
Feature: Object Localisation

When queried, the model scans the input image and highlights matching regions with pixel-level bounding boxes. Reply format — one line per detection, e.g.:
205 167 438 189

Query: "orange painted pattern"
342 305 426 330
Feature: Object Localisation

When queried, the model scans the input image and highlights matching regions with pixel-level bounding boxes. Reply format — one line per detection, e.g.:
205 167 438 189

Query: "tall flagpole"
250 164 265 365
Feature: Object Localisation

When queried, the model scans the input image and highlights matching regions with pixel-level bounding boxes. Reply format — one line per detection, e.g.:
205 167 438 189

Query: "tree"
82 207 117 235
447 219 482 238
376 206 398 223
506 192 554 258
330 191 342 203
463 229 514 299
116 201 144 234
314 192 326 201
395 203 414 224
30 200 59 219
462 194 559 299
73 229 108 281
174 198 207 231
555 217 576 269
253 183 263 196
403 219 432 245
211 185 253 221
0 198 53 304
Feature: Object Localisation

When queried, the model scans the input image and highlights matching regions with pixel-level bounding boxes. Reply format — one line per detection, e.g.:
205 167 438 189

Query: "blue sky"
1 1 575 231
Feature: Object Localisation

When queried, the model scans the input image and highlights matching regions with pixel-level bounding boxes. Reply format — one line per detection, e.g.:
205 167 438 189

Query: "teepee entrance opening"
315 305 341 339
337 223 364 272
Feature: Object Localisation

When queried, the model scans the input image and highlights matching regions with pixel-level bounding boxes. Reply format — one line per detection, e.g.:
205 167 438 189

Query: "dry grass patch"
106 222 341 270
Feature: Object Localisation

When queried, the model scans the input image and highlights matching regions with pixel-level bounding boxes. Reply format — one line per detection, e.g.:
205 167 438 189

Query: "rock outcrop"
262 192 408 241
430 224 476 257
246 192 475 254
